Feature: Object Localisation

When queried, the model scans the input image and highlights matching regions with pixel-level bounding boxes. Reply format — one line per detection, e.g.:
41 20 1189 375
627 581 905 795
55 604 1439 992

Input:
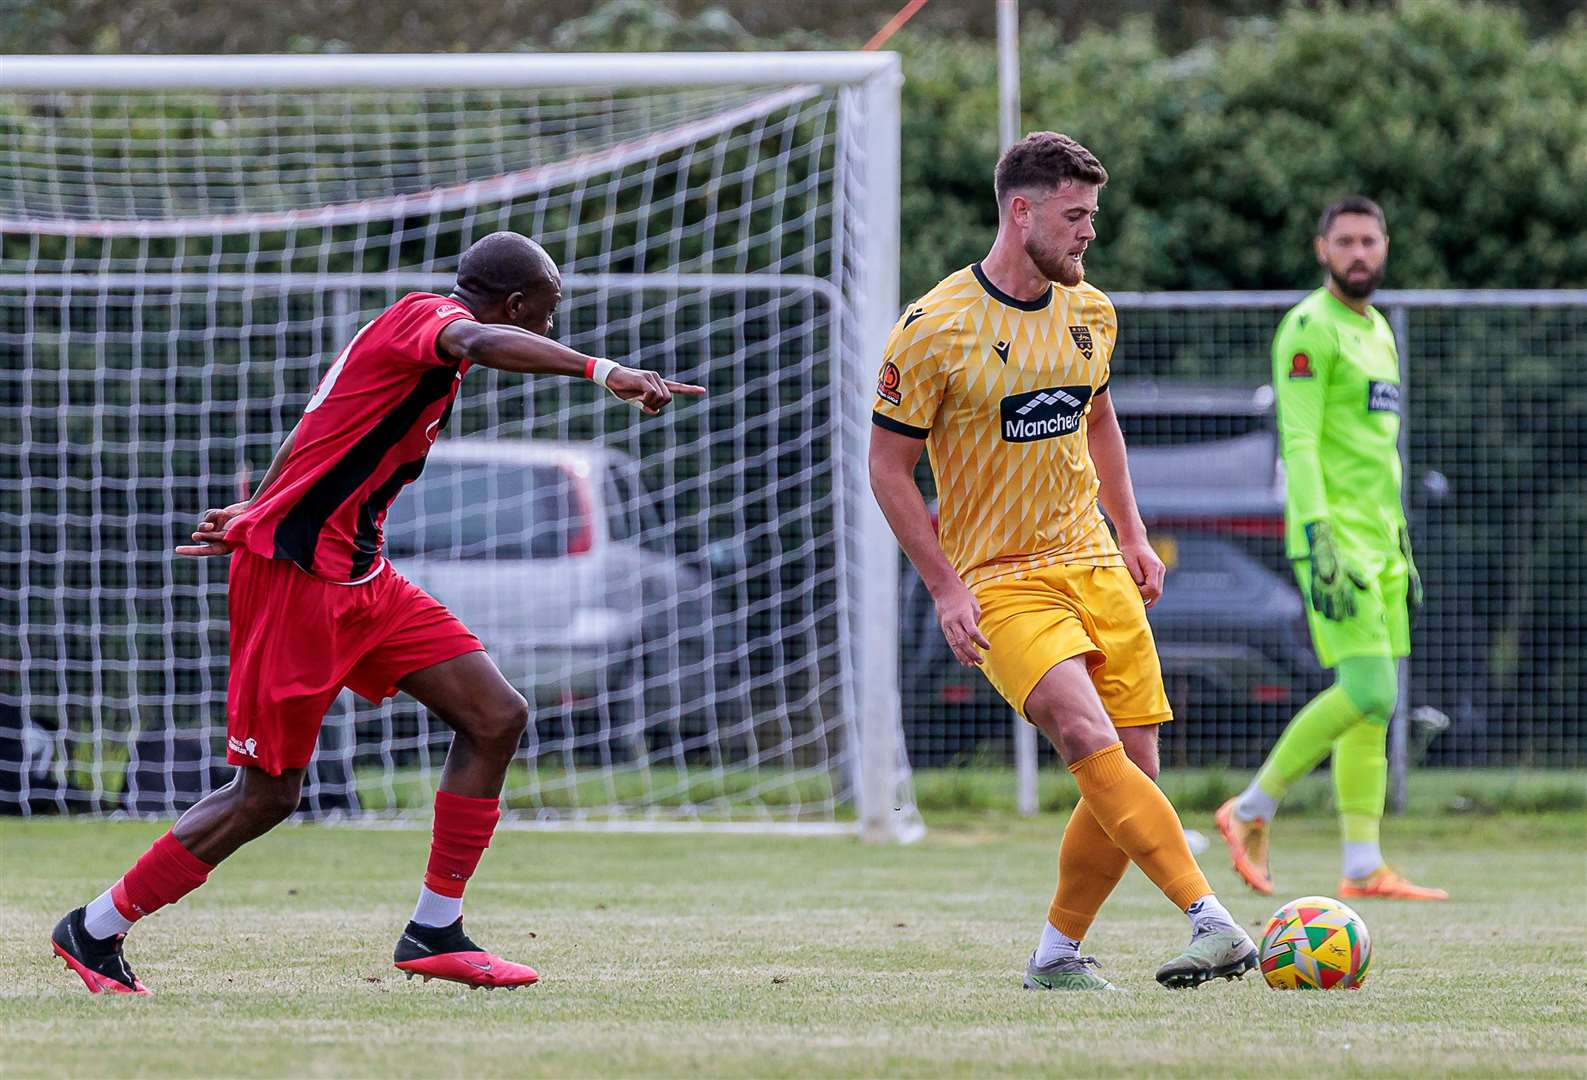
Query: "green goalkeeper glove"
1399 524 1424 616
1303 520 1367 622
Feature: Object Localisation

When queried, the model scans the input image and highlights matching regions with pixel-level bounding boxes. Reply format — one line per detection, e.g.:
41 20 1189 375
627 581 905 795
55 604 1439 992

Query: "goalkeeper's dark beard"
1330 261 1385 300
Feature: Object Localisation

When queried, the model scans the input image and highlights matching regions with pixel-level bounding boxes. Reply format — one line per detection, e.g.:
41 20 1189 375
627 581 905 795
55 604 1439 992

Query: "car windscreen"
604 462 669 553
382 461 587 560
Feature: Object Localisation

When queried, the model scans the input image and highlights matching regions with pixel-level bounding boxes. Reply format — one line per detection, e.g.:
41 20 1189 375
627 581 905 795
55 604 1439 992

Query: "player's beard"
1330 260 1384 300
1026 236 1084 287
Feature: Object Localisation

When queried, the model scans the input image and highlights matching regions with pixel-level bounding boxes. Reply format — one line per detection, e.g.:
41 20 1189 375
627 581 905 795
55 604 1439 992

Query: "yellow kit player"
868 132 1255 990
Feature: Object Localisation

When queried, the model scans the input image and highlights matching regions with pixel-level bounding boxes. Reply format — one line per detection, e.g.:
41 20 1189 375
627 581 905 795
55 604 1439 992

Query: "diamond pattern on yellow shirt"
873 264 1122 589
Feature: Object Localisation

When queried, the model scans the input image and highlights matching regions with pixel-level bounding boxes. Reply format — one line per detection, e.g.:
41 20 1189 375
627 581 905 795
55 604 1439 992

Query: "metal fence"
4 287 1582 815
900 291 1587 803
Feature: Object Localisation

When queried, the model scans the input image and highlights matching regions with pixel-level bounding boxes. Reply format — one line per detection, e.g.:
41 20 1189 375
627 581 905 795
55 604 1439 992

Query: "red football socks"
110 830 215 922
99 796 499 928
422 790 502 899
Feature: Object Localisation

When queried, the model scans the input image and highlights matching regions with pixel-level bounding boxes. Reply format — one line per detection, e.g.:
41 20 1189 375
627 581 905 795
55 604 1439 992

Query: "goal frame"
3 51 918 842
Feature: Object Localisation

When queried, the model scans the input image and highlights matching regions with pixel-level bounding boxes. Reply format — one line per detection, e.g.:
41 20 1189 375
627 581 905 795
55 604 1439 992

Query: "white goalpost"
1 52 923 841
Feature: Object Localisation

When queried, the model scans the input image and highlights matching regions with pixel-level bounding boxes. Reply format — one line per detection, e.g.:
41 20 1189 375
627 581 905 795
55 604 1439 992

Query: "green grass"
3 809 1585 1078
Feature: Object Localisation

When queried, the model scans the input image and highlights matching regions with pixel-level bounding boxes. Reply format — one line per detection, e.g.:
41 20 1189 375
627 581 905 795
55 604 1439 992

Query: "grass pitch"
2 806 1584 1078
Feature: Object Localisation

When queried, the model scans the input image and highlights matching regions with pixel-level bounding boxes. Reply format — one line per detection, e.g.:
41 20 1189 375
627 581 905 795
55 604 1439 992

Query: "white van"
381 439 720 741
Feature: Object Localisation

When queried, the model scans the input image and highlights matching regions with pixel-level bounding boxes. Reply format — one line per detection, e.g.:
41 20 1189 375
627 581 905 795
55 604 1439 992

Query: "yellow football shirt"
873 263 1122 589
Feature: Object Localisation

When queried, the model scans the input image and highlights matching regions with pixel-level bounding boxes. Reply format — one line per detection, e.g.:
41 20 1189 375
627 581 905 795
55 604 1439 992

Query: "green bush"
529 0 1587 298
890 0 1587 301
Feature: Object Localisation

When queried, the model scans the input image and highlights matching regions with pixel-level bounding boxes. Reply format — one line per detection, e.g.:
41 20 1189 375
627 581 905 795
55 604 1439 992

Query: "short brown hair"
1318 195 1387 237
994 132 1108 205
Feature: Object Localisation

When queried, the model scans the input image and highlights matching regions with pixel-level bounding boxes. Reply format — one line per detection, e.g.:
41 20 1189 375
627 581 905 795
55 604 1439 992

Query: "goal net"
1 53 922 840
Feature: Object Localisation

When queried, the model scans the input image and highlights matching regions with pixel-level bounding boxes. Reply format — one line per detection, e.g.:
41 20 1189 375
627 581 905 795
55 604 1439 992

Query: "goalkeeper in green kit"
1217 197 1447 901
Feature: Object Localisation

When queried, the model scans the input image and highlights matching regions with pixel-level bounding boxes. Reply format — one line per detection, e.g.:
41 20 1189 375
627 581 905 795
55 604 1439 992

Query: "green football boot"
1022 952 1123 992
1154 926 1258 989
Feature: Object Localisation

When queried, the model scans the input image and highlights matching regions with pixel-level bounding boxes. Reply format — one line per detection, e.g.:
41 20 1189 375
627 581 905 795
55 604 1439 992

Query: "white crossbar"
0 52 898 91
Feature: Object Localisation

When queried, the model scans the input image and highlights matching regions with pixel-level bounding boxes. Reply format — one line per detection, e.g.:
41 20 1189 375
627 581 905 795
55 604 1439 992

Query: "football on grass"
1259 896 1372 990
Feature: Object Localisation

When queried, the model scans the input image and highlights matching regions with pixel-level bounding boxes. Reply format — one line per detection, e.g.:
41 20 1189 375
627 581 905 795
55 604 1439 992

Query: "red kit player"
51 232 704 994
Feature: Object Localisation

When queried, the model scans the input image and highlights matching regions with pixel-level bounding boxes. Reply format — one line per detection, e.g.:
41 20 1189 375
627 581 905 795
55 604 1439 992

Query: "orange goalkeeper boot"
1215 798 1273 896
1339 866 1449 901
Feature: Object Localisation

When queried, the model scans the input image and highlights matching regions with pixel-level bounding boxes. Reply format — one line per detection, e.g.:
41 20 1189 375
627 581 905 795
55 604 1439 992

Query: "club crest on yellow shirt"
1068 325 1093 360
877 360 902 405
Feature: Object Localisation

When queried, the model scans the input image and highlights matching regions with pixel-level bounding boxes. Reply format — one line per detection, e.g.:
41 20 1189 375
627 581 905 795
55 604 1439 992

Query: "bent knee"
1127 748 1160 780
238 774 303 823
476 692 529 745
504 694 530 739
1342 680 1397 725
1026 702 1114 761
1337 657 1399 725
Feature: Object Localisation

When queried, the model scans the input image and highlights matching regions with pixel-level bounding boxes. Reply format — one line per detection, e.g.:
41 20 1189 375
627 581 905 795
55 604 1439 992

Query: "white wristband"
589 356 646 409
589 356 619 389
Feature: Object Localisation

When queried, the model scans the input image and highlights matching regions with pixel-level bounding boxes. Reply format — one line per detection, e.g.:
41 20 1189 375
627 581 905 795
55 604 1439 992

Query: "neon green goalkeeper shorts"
1293 552 1411 669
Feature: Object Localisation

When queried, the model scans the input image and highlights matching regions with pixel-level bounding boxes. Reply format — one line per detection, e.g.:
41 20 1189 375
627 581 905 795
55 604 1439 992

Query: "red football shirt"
227 293 478 583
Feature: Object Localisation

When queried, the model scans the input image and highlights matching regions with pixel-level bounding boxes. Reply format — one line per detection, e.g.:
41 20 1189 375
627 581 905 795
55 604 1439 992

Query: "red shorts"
226 548 482 775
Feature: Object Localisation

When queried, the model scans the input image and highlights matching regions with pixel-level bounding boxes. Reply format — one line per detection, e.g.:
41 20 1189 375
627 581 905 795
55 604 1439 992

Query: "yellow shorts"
974 563 1173 728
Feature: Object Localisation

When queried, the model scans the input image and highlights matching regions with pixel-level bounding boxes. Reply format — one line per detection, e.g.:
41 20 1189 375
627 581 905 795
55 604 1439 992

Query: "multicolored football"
1259 895 1372 990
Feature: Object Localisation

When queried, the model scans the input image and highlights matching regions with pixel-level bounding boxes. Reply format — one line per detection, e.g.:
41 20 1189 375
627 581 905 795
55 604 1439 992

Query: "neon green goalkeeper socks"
1238 656 1399 824
1331 656 1396 848
1334 720 1388 843
1248 684 1364 805
1335 718 1388 877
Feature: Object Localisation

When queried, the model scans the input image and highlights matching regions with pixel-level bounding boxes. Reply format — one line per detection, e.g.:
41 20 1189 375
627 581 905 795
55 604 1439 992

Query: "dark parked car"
900 381 1326 767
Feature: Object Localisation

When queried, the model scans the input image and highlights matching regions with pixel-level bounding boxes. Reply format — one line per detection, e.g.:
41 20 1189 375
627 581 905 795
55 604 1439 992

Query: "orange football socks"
1047 798 1130 940
1068 742 1209 911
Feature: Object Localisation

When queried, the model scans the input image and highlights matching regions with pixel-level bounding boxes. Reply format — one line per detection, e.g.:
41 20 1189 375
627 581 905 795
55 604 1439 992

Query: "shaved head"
456 232 559 302
451 231 562 335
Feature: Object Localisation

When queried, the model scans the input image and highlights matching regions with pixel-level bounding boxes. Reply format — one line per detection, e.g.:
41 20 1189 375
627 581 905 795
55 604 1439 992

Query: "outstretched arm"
1087 389 1165 607
439 320 705 415
176 423 299 557
868 426 990 667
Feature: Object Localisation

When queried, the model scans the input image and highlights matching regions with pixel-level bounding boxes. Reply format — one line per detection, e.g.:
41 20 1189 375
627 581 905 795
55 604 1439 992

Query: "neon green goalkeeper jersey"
1272 287 1406 561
